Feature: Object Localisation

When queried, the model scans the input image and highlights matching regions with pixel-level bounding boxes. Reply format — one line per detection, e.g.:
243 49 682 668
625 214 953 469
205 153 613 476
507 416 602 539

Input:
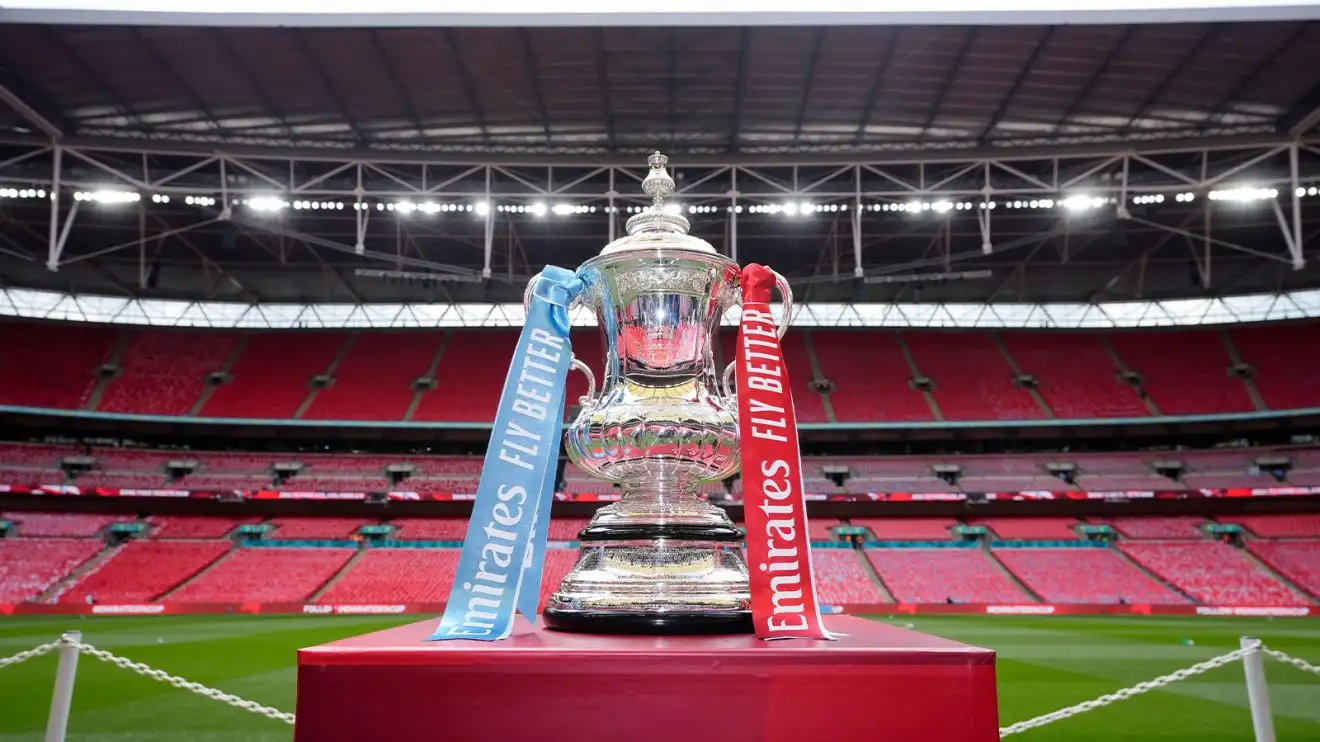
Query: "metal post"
852 166 864 278
482 167 493 279
44 630 82 742
46 145 61 271
1289 144 1305 270
1240 636 1277 742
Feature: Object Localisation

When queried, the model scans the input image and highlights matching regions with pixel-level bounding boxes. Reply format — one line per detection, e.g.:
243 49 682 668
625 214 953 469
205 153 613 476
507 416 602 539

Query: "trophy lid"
598 152 719 257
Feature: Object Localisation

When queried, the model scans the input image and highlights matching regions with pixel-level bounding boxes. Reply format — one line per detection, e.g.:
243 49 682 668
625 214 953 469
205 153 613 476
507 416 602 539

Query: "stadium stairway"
33 541 123 603
155 542 238 600
1240 543 1320 602
307 547 369 601
982 544 1044 602
1111 545 1198 603
853 545 896 602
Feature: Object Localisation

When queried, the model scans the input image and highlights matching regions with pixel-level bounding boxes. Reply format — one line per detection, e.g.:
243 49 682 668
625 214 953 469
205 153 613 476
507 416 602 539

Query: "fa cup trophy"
537 152 792 634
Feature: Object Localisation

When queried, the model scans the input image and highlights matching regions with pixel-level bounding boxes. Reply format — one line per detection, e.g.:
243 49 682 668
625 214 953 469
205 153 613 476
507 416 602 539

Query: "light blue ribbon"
428 266 583 641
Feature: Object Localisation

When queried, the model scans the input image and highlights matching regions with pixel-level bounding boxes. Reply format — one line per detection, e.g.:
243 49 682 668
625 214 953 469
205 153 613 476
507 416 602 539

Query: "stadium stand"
1230 324 1320 410
302 332 444 421
720 330 827 422
169 548 355 602
1221 514 1320 538
98 330 240 415
59 540 231 603
267 518 370 540
1107 330 1254 415
809 518 840 541
548 518 590 541
1247 541 1320 597
1119 541 1309 605
904 332 1043 420
999 333 1149 418
412 331 517 422
317 549 460 603
388 518 469 540
200 333 349 419
866 548 1032 603
0 538 105 602
1094 516 1207 539
0 322 115 410
810 331 932 422
992 548 1189 604
850 517 956 540
147 515 261 539
811 549 890 604
2 512 129 537
537 550 582 604
974 518 1079 540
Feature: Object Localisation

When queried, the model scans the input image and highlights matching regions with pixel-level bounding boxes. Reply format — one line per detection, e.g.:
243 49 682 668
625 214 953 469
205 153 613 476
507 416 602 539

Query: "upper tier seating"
169 548 354 602
850 517 956 540
99 330 240 415
1107 330 1253 415
811 549 890 604
905 332 1043 420
1247 541 1320 597
279 477 391 493
388 518 469 540
5 322 1320 422
0 538 104 602
809 518 840 541
1221 514 1320 538
993 548 1188 604
318 549 461 603
60 540 230 603
974 518 1079 540
413 332 517 422
720 330 827 423
1095 516 1206 539
0 322 114 410
303 331 444 421
1000 333 1148 418
1230 324 1320 410
2 512 129 537
548 518 590 541
1119 541 1308 605
810 331 932 422
201 333 348 419
147 515 260 539
267 518 370 540
866 548 1032 603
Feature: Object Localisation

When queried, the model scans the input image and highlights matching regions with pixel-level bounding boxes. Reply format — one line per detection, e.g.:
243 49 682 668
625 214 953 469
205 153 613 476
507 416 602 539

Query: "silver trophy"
528 152 791 634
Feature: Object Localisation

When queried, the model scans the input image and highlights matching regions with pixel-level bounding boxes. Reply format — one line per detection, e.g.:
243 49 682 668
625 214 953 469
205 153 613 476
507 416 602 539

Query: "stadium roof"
0 19 1319 310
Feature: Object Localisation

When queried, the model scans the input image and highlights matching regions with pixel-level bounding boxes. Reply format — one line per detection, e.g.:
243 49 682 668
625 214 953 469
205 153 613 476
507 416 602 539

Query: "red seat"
0 538 104 602
60 540 230 603
170 548 354 602
866 548 1032 603
1120 540 1307 605
993 548 1187 604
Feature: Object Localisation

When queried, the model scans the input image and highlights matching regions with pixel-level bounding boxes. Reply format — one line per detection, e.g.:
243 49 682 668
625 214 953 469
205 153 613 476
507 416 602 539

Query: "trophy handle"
721 269 793 397
570 355 597 406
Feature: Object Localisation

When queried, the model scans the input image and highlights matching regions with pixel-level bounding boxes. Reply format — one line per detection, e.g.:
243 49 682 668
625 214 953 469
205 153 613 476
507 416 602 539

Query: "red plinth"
295 616 998 742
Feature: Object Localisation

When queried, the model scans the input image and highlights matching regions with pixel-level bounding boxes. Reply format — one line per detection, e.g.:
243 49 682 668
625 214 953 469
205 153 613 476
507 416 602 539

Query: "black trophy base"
542 609 754 636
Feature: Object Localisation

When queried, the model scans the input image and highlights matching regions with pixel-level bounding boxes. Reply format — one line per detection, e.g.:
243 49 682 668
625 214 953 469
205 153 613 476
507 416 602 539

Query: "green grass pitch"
1 614 1318 741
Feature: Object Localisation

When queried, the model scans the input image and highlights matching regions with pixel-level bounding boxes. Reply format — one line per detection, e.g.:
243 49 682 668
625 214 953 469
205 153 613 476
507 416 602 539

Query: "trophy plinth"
541 153 761 634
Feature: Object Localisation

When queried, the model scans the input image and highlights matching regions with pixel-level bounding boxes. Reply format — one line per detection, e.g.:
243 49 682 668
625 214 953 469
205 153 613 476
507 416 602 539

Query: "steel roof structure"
1 20 1319 311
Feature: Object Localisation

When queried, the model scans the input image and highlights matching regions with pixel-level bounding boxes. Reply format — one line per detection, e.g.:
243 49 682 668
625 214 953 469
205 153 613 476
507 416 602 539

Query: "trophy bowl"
539 153 790 634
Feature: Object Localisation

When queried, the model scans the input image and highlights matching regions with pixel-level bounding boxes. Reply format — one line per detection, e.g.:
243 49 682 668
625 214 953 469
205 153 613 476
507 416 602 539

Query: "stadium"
1 3 1320 741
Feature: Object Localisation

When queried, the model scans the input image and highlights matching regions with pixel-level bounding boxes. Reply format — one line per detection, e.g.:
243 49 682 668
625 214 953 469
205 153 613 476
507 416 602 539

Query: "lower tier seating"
1246 541 1320 597
1223 514 1320 538
1095 516 1206 539
1119 541 1308 605
0 538 104 602
974 518 1079 540
866 548 1031 603
1 512 130 538
147 515 261 539
60 540 230 603
319 550 461 603
267 518 370 540
169 548 355 602
388 518 469 540
850 518 956 540
993 548 1188 604
538 549 582 604
811 549 890 604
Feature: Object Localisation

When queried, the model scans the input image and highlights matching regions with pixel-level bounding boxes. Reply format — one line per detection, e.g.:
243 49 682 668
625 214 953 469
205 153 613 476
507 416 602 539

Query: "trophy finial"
626 151 690 236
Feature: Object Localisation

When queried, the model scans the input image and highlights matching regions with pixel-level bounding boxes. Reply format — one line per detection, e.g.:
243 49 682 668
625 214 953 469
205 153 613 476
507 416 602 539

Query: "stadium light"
74 190 140 204
551 203 574 217
530 202 547 217
247 196 288 212
1208 186 1277 202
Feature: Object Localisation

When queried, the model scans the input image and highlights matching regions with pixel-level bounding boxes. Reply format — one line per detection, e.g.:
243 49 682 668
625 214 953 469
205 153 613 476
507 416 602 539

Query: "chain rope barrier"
1 633 1316 737
64 638 296 725
999 645 1256 737
1262 647 1320 679
0 641 58 671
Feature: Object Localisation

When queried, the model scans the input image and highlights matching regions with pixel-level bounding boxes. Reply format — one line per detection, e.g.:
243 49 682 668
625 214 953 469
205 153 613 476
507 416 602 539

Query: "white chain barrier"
0 641 58 671
0 632 1316 737
64 637 296 725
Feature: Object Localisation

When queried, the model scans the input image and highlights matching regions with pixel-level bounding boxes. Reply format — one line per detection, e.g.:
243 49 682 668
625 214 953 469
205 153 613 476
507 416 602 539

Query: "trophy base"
542 608 753 635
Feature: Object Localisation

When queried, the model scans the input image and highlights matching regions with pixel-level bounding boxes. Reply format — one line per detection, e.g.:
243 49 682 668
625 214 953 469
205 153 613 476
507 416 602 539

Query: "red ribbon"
736 264 832 640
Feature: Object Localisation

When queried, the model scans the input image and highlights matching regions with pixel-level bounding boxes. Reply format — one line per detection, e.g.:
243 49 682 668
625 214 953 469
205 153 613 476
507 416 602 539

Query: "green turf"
0 614 1317 741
